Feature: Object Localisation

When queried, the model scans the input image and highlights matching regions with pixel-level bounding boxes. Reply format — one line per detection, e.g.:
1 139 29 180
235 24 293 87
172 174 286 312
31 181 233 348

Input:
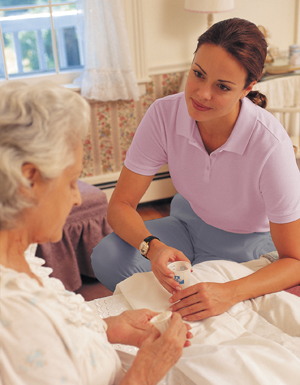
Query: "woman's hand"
105 309 158 348
148 240 192 294
105 308 192 348
121 312 192 385
169 281 236 321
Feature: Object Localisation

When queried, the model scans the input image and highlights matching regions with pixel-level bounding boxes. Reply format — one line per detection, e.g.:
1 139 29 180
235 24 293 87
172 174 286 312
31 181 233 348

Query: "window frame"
0 0 149 93
0 0 82 84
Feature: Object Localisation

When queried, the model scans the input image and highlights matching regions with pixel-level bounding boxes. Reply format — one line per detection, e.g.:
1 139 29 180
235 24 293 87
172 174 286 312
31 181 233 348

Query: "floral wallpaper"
82 71 185 178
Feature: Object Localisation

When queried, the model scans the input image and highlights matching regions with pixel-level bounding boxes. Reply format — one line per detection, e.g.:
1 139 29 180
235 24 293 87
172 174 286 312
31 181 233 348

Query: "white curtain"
75 0 140 101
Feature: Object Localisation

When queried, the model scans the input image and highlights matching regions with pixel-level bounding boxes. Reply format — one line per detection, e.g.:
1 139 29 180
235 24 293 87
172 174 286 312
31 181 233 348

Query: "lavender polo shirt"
125 92 300 233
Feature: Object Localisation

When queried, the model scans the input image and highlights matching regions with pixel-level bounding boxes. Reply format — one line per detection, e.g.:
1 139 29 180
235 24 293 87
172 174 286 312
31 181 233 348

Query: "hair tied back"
247 90 267 109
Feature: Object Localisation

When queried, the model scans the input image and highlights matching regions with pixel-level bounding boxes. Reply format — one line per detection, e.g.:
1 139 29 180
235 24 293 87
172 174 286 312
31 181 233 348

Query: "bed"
90 256 300 385
36 181 112 291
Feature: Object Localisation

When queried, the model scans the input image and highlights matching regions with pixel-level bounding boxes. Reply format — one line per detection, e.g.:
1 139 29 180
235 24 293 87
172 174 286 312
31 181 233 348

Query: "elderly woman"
0 82 192 385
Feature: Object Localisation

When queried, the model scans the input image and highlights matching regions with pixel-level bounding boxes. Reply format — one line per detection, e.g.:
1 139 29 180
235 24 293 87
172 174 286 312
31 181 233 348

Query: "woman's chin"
36 231 63 245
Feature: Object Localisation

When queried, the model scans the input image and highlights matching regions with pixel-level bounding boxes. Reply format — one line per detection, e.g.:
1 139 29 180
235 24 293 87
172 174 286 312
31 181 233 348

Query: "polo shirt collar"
221 98 257 155
177 95 257 155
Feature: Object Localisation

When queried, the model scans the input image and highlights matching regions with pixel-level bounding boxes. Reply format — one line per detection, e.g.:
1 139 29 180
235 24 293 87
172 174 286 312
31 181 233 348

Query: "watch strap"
144 235 160 244
140 236 160 258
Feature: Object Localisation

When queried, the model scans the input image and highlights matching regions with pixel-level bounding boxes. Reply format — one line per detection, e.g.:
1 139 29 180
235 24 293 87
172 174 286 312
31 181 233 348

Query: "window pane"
0 1 48 12
19 30 39 72
52 4 83 71
42 28 54 69
0 7 55 76
0 0 81 78
3 32 18 74
0 35 6 78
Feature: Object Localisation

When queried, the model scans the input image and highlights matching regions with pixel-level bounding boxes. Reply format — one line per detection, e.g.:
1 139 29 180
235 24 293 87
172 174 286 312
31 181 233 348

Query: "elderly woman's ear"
20 163 41 199
22 163 38 184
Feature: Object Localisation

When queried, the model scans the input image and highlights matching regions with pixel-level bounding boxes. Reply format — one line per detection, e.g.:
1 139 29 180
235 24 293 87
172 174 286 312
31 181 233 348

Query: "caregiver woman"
91 18 300 321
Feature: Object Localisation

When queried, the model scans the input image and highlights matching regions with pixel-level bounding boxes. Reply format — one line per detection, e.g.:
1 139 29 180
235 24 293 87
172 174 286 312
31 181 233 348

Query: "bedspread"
36 181 112 291
92 260 300 385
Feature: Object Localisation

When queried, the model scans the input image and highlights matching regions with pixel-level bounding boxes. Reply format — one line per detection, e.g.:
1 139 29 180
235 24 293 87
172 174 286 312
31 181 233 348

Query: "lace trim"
93 295 139 356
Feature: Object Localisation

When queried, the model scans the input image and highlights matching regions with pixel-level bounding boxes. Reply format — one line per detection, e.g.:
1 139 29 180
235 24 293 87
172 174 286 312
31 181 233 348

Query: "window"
0 0 83 81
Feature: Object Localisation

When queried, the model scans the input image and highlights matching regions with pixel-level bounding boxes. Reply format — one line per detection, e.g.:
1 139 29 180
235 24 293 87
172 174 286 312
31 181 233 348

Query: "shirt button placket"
204 158 210 182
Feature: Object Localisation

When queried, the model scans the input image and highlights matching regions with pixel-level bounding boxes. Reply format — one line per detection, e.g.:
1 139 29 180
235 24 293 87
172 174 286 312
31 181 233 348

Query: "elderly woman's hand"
121 312 192 385
105 309 159 348
105 309 192 349
169 281 236 321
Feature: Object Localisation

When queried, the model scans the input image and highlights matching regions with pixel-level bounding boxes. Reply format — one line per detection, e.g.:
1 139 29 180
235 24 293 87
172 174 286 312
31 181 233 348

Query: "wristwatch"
139 236 160 259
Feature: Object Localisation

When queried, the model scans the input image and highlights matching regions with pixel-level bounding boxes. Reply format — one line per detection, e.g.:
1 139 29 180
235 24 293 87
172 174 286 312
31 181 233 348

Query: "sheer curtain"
76 0 140 101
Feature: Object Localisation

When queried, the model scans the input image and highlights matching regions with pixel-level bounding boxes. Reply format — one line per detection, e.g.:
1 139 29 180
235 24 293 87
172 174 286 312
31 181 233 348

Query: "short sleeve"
124 101 168 175
260 138 300 224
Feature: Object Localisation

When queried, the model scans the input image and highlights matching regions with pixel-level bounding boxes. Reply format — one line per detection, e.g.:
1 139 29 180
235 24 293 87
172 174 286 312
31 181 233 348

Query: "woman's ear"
21 163 40 187
241 80 257 99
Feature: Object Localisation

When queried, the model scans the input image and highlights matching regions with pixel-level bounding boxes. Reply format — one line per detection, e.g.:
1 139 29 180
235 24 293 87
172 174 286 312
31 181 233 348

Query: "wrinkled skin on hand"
121 312 192 385
106 308 192 348
106 309 159 348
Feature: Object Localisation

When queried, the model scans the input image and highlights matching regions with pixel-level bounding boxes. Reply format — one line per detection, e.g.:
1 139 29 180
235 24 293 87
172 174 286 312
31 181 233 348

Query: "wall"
141 0 298 76
81 0 300 193
81 72 184 180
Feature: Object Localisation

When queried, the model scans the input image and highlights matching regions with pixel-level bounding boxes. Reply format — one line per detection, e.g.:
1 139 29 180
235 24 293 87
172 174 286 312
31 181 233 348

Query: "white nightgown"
0 245 123 385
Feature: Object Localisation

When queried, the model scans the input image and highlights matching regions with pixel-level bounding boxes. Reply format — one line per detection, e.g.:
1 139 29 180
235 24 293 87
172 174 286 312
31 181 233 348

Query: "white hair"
0 81 90 230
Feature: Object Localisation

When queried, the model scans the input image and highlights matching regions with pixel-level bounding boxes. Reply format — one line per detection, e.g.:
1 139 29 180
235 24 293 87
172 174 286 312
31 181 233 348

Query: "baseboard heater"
81 165 177 203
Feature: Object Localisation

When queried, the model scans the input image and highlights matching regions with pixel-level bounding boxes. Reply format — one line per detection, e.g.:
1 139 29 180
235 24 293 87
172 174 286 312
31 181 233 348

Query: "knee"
91 233 144 291
91 233 120 277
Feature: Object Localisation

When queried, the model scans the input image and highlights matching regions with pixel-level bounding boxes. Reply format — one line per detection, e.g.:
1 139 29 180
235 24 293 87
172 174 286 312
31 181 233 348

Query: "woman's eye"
193 70 203 78
219 84 230 91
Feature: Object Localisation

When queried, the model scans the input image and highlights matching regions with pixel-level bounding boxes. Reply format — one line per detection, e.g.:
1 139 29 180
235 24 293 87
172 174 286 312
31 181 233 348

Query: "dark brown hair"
195 18 268 108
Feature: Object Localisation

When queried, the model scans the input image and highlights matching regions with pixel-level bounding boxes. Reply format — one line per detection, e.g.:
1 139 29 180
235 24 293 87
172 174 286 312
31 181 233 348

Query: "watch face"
140 241 149 255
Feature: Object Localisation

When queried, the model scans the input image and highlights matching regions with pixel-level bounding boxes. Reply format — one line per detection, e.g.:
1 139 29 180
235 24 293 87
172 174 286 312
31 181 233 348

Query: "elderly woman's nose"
73 184 82 206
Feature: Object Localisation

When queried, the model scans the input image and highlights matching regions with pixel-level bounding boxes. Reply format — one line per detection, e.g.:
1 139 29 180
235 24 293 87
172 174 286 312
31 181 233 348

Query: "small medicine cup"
150 311 172 335
168 261 192 289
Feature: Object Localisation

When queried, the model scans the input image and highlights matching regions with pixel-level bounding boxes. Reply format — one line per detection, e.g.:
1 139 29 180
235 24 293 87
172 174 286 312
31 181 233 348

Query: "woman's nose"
73 183 82 207
197 84 212 100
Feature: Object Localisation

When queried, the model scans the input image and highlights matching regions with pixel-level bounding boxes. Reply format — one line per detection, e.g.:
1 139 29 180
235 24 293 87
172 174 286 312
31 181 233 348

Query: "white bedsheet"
93 260 300 385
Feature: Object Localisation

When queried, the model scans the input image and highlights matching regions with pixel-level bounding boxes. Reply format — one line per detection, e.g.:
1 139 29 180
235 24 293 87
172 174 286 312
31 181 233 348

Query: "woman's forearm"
169 256 300 322
108 200 152 250
120 316 186 385
107 167 155 250
229 257 300 305
120 351 152 385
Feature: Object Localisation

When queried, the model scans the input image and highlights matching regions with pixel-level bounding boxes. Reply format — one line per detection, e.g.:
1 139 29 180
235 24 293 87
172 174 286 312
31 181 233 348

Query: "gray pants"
91 194 276 291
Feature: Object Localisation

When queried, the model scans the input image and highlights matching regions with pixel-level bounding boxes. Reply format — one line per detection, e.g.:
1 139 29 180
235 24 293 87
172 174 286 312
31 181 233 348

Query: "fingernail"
169 297 174 303
176 286 182 291
169 274 175 278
